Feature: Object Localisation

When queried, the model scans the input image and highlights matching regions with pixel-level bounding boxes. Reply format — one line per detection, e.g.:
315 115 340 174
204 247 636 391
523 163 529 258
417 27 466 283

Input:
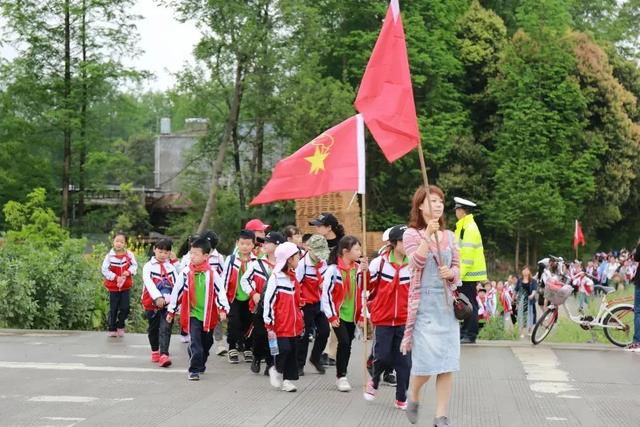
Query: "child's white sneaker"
269 366 283 389
336 377 352 392
216 345 228 356
281 380 297 392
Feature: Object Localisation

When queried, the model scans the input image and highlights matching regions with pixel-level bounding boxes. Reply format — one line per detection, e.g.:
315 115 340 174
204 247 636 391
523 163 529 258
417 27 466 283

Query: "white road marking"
30 396 98 403
74 353 136 359
546 417 568 421
0 361 183 374
42 417 86 421
127 344 149 348
512 347 580 397
25 333 69 337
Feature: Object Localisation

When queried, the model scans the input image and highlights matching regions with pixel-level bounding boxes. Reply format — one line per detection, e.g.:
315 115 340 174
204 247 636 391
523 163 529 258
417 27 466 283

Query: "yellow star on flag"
304 146 329 175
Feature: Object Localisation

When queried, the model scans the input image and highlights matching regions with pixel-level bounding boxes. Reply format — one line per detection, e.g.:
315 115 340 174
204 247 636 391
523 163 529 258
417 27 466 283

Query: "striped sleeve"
404 228 427 270
262 274 278 329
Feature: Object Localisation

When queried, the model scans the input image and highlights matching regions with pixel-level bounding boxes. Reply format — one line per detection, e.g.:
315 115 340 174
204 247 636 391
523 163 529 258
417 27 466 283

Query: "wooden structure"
295 191 384 256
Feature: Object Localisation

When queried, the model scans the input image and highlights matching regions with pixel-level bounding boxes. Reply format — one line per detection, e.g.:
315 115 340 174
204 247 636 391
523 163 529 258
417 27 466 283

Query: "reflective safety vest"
454 214 488 282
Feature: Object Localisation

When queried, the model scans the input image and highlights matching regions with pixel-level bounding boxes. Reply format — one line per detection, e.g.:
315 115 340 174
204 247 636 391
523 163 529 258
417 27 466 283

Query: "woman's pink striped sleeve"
404 228 427 270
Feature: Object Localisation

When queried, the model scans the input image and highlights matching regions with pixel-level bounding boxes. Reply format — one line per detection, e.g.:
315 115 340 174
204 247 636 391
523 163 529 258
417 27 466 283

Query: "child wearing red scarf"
167 238 230 381
364 225 411 409
101 232 138 337
321 235 368 393
222 229 257 364
263 242 303 392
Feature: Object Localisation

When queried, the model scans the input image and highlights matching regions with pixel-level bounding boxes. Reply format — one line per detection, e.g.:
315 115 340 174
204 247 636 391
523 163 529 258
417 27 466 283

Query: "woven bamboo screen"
295 191 384 257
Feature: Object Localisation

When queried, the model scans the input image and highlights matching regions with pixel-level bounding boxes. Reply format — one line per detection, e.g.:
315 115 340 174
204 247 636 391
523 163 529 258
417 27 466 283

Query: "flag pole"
417 142 449 306
361 191 369 390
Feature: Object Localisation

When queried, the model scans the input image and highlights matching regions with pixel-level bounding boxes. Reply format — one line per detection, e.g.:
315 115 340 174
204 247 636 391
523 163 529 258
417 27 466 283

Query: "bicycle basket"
544 278 573 305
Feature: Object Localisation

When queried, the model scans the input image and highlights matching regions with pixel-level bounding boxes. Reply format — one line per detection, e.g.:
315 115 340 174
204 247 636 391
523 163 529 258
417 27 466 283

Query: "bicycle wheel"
603 305 635 347
531 307 558 345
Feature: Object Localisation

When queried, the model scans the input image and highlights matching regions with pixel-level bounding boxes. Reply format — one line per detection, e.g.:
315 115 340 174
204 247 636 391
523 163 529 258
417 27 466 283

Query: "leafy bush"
478 315 519 340
0 188 150 331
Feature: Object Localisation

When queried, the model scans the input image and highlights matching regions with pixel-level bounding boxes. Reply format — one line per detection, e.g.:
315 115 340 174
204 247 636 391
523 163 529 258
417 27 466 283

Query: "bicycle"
531 283 635 347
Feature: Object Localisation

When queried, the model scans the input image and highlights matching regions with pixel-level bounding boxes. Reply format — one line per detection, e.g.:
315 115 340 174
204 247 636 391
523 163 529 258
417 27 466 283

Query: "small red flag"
354 0 420 162
573 220 586 249
251 115 365 205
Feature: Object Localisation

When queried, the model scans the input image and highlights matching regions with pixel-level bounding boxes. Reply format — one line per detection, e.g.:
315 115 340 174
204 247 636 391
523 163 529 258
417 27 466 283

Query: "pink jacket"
400 228 461 354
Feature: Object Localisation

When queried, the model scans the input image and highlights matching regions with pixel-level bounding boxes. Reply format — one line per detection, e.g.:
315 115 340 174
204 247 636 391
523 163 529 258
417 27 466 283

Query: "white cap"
273 242 300 274
454 197 477 209
381 226 394 242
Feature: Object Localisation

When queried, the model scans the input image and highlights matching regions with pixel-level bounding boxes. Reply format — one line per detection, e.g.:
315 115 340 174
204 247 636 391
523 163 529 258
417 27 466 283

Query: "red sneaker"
158 354 172 368
150 351 160 363
117 328 125 337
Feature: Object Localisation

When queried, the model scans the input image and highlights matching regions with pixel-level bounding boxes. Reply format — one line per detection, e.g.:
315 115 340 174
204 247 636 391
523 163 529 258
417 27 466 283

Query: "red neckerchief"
188 257 210 307
337 257 356 296
388 250 406 289
309 255 323 285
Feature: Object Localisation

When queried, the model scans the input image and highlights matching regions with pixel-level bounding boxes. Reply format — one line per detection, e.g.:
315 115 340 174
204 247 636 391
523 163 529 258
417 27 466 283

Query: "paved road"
0 330 638 426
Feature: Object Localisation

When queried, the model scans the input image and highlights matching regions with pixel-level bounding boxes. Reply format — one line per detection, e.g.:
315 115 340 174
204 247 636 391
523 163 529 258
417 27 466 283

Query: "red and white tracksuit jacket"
240 258 274 312
477 295 490 320
321 263 365 324
141 257 177 311
572 272 594 296
101 249 138 292
295 253 328 305
262 270 304 338
222 253 257 303
167 264 230 333
499 288 513 315
367 252 410 326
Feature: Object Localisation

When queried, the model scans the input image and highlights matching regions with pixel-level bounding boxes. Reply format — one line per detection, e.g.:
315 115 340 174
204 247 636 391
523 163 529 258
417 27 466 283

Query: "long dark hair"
328 235 361 265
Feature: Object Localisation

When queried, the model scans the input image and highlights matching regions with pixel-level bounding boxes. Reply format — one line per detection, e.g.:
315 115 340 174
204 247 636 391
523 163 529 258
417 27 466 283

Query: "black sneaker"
250 358 261 374
328 357 336 366
188 372 200 381
228 349 240 364
298 367 305 377
383 371 397 386
243 350 254 363
320 353 329 366
264 365 271 376
310 359 326 375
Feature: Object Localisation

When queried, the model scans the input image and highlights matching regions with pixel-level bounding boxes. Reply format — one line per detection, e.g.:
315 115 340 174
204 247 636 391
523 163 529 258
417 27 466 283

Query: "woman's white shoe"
336 377 352 392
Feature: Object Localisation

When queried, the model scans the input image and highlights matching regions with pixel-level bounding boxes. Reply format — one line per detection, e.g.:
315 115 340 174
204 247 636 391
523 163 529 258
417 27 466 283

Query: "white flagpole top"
390 0 400 22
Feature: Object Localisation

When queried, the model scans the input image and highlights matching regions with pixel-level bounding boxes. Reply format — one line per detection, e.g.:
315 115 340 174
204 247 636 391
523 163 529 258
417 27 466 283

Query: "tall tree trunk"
255 117 264 192
232 122 245 211
78 0 88 222
525 236 530 268
61 0 72 227
197 57 246 234
515 229 521 274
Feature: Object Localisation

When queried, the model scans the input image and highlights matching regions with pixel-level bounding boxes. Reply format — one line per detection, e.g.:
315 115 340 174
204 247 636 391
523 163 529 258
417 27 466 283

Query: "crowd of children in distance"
472 250 639 337
101 215 412 409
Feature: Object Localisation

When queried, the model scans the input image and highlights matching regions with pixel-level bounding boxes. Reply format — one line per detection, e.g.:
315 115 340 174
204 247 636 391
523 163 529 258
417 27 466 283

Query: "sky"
0 0 201 91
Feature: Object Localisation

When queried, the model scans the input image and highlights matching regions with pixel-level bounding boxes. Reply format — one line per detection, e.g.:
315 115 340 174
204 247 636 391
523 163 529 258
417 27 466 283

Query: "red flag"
251 115 365 205
354 0 420 162
573 220 586 249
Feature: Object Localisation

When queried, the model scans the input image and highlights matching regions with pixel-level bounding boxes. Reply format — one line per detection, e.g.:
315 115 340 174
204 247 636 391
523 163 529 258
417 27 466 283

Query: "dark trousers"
275 337 299 381
251 313 273 367
146 309 173 355
297 303 330 368
108 290 130 331
188 317 214 373
371 325 411 401
228 299 252 351
459 281 479 341
333 320 356 378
